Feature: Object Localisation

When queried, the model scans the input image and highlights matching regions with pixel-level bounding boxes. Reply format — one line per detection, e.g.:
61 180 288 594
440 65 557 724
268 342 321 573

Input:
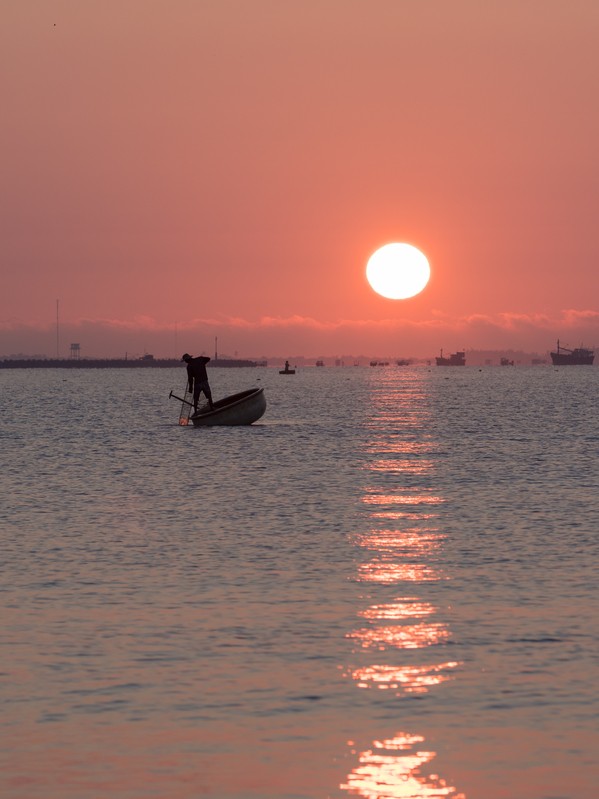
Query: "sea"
1 364 598 799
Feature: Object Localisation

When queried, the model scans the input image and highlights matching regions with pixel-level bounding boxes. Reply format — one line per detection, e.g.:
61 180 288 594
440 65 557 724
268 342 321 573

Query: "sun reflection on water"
362 492 445 506
349 662 460 694
369 511 439 520
369 459 434 475
359 600 436 620
355 530 444 554
366 441 434 455
341 371 464 798
348 622 450 649
341 734 465 798
357 562 441 583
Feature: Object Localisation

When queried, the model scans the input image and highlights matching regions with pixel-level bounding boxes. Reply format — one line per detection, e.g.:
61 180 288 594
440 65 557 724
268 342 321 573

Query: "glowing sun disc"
366 243 430 299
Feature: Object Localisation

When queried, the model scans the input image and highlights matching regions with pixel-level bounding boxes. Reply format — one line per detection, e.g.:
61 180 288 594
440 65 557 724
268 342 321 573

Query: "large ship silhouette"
550 340 594 365
435 349 466 366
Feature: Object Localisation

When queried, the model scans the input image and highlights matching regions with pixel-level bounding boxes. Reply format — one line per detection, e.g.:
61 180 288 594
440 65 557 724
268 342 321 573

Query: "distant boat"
436 349 466 366
396 358 412 366
279 361 295 375
315 360 324 367
550 340 594 365
500 357 514 366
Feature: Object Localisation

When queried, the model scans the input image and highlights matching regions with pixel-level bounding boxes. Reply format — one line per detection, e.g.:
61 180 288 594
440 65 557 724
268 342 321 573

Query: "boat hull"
436 356 466 366
191 388 266 426
550 352 594 365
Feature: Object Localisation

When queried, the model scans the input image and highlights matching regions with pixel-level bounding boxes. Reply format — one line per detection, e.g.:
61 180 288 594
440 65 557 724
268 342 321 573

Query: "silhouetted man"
182 353 214 413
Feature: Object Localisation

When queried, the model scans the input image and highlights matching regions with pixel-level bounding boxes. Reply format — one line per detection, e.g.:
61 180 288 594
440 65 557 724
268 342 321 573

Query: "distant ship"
500 357 514 366
435 349 466 366
550 340 594 365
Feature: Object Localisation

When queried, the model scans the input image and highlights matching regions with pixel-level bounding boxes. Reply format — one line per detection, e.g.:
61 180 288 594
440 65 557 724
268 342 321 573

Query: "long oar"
169 390 193 407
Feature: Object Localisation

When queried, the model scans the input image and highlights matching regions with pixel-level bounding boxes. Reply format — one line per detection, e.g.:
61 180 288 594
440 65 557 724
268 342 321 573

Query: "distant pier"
0 357 265 369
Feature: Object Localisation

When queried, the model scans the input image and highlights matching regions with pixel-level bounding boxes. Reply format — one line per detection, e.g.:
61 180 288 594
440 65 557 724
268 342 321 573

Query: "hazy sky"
2 1 599 358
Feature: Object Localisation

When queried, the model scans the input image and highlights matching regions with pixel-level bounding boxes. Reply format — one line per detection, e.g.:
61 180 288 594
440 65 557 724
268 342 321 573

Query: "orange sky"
2 1 599 358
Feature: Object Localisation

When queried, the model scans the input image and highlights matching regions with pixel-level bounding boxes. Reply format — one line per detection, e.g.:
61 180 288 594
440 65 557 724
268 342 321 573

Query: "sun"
366 243 430 299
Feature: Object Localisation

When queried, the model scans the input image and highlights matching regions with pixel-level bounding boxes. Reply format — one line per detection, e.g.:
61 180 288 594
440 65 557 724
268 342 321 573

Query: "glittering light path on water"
341 370 465 798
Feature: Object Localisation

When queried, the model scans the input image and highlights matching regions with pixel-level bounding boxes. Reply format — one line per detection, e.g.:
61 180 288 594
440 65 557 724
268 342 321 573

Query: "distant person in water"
181 353 214 413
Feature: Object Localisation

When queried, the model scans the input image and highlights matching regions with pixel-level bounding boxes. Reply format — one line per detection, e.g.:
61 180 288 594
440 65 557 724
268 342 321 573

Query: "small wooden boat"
279 361 295 374
191 387 266 426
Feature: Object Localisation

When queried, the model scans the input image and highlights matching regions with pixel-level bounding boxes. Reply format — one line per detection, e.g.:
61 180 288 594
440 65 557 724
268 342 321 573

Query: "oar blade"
178 385 193 426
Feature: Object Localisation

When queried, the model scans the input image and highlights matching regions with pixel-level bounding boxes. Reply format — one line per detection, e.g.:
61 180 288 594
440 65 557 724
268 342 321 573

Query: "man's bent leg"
202 384 214 410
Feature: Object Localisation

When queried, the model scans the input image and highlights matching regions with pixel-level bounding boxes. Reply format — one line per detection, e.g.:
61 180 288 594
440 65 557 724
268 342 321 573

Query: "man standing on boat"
182 353 214 413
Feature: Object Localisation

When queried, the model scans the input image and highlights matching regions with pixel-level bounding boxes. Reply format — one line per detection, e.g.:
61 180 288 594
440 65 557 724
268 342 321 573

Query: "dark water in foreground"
1 365 598 798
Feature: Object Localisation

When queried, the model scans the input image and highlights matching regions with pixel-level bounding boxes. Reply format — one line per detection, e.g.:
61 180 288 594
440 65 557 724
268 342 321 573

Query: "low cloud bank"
2 310 598 360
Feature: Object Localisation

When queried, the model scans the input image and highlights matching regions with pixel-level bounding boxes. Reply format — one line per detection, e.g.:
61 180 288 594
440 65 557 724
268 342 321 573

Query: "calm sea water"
1 364 598 799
